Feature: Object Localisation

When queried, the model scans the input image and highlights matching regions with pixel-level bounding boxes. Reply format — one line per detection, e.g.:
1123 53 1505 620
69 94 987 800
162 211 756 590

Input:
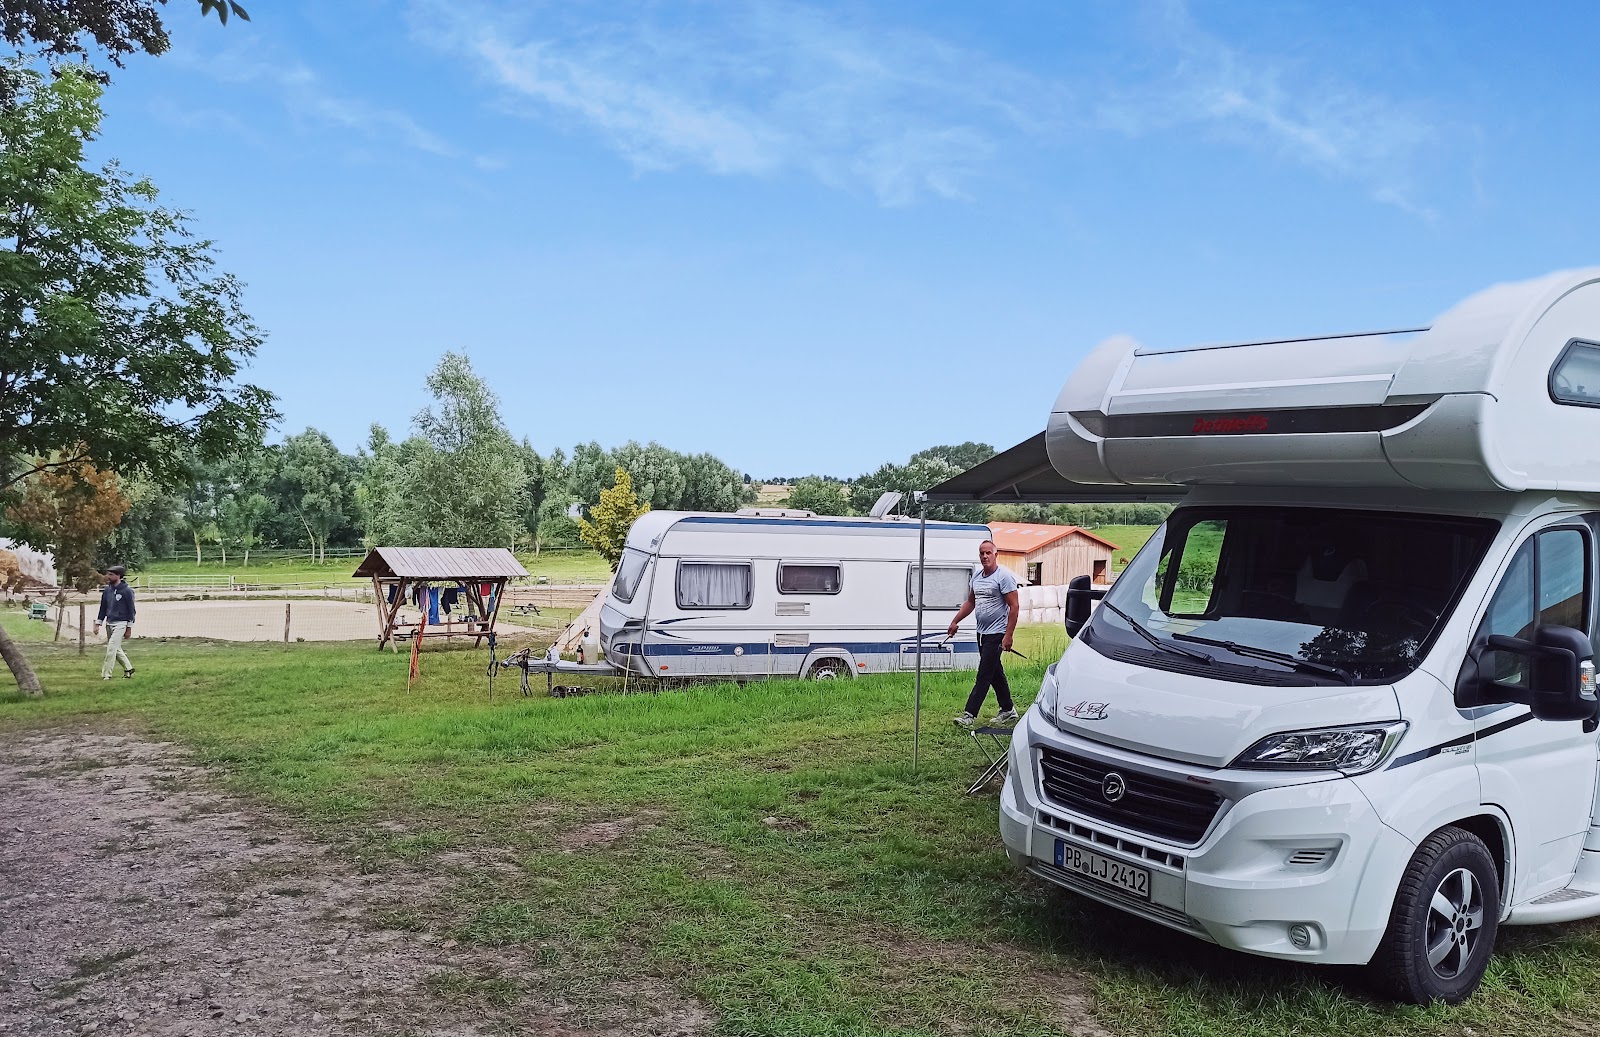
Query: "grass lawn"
135 549 614 587
1083 525 1161 570
4 625 1598 1036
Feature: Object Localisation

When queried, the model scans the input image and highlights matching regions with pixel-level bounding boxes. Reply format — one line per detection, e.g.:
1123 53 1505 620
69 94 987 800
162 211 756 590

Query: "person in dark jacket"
93 564 136 680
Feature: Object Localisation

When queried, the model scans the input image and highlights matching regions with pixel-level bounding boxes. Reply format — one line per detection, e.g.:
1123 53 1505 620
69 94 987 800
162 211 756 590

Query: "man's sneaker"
123 668 134 679
992 708 1020 723
953 712 976 728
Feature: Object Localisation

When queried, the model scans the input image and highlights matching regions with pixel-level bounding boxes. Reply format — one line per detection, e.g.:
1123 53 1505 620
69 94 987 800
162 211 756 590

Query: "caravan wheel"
806 659 849 681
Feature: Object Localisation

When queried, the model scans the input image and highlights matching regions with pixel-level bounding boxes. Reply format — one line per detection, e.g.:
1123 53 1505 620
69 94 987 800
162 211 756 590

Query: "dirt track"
0 730 708 1036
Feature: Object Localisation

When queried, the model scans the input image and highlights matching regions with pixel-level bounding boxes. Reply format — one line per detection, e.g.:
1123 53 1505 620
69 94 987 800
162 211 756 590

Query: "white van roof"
1043 267 1600 493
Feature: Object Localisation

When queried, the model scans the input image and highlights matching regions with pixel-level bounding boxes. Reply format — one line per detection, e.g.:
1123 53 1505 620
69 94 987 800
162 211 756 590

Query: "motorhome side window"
676 562 753 609
907 566 971 610
1152 519 1227 615
1474 529 1591 690
612 548 650 604
778 563 842 595
1551 340 1600 407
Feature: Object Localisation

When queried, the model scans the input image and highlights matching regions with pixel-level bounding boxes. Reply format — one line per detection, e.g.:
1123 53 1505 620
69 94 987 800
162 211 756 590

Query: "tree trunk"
0 620 43 697
193 531 202 564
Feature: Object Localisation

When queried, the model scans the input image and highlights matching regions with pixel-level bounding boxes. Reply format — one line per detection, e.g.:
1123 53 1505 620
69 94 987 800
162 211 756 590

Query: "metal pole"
914 504 926 772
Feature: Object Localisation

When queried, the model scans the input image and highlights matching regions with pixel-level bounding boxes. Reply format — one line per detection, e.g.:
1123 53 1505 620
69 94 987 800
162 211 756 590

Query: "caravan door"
1467 519 1600 901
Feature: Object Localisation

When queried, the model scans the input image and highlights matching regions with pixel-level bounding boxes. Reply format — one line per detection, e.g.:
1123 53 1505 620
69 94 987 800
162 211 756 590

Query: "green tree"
679 452 756 512
611 441 687 511
278 429 349 563
1 1 249 72
784 477 852 516
850 455 986 524
912 442 994 472
374 354 529 548
578 467 648 570
567 440 614 510
0 65 274 498
97 472 180 567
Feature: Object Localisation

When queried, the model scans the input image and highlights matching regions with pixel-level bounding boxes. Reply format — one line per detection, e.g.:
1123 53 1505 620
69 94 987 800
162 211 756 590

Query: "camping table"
965 724 1015 795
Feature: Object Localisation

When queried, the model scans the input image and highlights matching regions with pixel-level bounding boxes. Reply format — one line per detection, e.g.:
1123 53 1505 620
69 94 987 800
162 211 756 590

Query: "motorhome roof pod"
1046 267 1600 494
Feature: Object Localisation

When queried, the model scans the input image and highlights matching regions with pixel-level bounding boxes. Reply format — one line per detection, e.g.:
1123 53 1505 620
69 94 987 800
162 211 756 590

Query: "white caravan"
596 509 993 680
987 268 1600 1003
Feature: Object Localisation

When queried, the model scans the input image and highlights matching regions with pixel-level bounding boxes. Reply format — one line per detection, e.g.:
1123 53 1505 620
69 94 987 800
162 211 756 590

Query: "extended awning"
922 432 1185 504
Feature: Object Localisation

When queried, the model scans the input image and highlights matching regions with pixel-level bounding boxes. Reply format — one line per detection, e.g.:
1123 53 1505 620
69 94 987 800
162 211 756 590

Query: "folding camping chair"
964 723 1014 795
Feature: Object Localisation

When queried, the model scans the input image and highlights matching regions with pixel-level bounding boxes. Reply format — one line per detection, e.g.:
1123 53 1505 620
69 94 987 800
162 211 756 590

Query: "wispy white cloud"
406 0 1462 214
409 0 1067 206
175 46 476 164
1098 0 1451 216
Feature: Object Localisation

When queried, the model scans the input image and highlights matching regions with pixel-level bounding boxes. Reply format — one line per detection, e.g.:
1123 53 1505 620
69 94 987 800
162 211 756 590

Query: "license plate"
1054 840 1150 900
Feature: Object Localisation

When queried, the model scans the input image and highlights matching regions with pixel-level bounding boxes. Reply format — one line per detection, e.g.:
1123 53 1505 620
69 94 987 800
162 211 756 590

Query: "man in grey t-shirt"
947 539 1020 727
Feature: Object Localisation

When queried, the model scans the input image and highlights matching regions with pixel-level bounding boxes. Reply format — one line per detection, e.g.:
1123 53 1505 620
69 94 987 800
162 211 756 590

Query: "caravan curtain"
677 562 753 609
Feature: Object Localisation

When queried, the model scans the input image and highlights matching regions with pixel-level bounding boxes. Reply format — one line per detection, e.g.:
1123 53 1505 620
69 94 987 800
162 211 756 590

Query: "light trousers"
101 621 131 678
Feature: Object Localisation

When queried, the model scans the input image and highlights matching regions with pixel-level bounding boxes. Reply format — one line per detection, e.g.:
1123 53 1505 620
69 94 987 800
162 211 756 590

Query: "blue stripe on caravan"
616 641 984 658
675 516 991 533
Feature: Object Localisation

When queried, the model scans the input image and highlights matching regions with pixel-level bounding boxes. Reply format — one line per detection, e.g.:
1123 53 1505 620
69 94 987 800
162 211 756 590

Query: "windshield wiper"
1098 601 1214 664
1170 632 1355 685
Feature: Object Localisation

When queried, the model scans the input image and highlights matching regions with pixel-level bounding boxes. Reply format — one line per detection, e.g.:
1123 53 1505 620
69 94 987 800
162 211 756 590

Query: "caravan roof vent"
735 508 817 518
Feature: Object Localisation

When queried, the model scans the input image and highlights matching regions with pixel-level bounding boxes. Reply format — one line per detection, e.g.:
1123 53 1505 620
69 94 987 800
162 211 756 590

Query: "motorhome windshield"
1088 507 1499 683
612 548 650 603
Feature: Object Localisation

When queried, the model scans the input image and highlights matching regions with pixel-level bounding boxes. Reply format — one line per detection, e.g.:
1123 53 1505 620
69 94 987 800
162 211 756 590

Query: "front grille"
1038 746 1223 845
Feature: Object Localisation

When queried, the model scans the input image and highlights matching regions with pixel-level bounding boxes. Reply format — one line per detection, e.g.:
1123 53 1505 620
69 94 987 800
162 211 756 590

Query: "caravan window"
612 548 650 603
677 562 753 609
908 566 972 610
1551 340 1600 407
779 563 842 595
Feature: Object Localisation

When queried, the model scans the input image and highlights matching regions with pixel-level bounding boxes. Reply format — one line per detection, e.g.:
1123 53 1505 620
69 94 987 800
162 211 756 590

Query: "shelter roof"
988 523 1119 554
352 547 529 581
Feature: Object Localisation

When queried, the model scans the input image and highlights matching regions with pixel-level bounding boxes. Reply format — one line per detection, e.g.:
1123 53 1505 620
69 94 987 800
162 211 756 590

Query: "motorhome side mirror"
1064 575 1107 639
1480 626 1598 722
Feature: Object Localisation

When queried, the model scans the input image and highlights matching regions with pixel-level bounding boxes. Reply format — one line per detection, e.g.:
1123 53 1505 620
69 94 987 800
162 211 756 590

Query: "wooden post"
484 578 506 646
379 577 409 651
370 576 388 641
78 602 86 655
284 602 291 643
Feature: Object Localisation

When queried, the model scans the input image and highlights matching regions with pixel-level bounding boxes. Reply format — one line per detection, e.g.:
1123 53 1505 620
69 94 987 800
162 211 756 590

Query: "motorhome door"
1465 518 1600 898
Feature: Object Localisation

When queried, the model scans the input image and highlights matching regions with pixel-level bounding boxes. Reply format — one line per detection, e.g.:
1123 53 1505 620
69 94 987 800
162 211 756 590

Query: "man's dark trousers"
964 633 1013 716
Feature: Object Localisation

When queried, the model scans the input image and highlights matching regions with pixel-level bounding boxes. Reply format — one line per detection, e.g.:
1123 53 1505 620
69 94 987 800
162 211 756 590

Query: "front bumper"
1001 708 1415 965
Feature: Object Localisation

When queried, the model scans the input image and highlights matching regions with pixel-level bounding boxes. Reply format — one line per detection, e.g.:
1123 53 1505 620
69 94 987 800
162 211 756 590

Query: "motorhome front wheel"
1369 827 1500 1005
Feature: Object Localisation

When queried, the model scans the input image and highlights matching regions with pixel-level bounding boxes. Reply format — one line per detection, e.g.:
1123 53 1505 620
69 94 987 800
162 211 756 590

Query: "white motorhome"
596 509 993 680
962 269 1600 1003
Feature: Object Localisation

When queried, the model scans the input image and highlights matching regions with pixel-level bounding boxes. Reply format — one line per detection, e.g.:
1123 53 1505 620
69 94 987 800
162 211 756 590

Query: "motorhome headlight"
1034 663 1061 728
1232 722 1408 775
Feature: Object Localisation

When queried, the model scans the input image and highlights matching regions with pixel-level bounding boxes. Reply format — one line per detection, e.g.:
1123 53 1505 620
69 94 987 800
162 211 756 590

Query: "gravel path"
0 731 707 1037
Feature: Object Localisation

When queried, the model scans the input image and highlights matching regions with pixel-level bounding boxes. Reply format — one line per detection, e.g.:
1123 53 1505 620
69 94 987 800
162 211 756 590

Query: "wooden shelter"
987 522 1121 587
353 547 529 649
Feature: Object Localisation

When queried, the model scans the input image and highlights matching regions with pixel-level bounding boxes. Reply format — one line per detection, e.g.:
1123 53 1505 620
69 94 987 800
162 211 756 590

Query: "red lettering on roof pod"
1191 414 1270 435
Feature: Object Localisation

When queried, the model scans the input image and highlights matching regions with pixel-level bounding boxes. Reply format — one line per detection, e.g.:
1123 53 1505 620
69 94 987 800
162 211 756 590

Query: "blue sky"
89 0 1600 478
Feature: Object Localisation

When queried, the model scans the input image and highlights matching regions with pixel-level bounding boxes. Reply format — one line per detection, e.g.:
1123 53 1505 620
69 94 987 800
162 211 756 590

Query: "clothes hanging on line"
441 587 459 613
427 587 441 625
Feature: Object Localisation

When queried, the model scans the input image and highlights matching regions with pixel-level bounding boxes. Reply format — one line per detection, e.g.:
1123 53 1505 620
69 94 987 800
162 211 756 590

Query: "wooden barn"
988 523 1120 587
